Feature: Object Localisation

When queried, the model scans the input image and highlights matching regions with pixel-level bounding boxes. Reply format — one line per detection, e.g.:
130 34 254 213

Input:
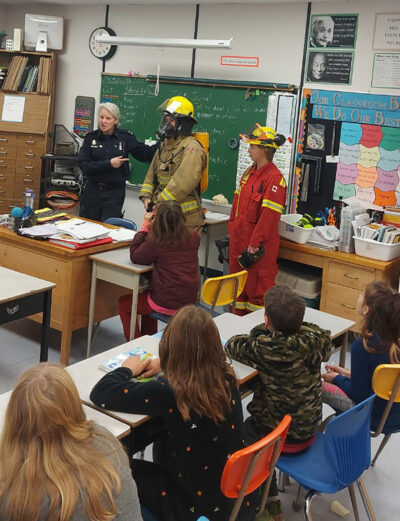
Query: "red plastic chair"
220 415 292 521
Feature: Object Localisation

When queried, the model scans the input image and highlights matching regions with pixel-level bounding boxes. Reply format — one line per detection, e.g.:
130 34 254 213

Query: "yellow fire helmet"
158 96 197 122
240 124 286 149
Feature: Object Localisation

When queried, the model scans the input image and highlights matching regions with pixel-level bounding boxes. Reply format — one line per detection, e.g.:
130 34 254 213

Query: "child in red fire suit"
229 125 287 314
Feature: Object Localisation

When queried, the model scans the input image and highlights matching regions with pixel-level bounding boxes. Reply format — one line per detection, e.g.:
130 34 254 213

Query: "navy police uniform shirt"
78 128 158 186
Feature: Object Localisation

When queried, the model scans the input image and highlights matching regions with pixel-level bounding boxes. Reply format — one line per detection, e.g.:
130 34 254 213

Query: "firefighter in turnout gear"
229 124 288 314
139 96 207 230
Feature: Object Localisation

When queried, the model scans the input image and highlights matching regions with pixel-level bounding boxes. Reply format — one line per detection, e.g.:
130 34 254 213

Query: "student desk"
0 226 130 365
278 239 400 326
241 307 355 367
66 334 258 429
0 267 55 361
87 247 153 355
0 390 131 440
203 213 229 279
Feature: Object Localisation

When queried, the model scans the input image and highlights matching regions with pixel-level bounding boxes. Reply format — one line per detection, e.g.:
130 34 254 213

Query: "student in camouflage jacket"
225 284 333 444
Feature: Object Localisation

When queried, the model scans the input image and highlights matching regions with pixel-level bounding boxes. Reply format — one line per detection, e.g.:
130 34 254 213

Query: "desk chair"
276 395 376 521
221 415 291 521
103 217 137 230
201 269 248 315
150 270 248 325
371 364 400 466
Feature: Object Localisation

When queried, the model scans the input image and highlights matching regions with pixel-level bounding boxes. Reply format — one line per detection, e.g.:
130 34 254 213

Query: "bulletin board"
293 88 400 216
100 74 297 203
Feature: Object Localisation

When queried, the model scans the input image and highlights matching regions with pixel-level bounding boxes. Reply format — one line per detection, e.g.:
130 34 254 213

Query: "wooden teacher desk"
278 239 400 326
0 227 130 365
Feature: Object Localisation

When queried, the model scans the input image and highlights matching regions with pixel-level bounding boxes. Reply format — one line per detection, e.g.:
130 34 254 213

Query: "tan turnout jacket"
139 135 206 229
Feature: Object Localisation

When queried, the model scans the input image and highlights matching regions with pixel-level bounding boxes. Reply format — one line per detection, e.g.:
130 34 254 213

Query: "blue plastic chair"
276 395 376 521
104 217 137 230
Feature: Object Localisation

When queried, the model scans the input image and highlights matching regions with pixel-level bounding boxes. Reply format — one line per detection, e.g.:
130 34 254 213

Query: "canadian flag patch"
272 185 278 192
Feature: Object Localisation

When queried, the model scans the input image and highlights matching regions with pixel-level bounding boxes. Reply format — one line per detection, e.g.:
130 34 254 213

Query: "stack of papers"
54 218 110 240
108 228 136 242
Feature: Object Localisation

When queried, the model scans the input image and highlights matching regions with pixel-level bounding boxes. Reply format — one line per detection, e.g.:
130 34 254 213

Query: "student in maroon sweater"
118 200 200 339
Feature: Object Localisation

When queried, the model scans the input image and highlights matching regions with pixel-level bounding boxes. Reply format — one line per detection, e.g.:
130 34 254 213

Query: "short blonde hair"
98 102 120 121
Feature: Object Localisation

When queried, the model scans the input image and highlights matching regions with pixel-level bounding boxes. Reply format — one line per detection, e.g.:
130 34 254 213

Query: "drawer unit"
14 176 41 199
0 198 23 213
17 135 45 148
0 133 17 145
0 144 16 159
0 159 16 175
15 159 41 176
327 261 375 290
0 184 14 198
0 174 14 188
17 144 44 160
324 282 362 323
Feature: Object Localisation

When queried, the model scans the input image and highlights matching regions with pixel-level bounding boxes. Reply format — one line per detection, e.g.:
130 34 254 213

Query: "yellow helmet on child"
240 124 286 149
158 96 197 123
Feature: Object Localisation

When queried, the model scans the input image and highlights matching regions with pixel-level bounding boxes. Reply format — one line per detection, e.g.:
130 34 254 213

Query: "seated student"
118 200 200 339
322 281 400 431
0 363 142 521
90 306 257 521
225 285 332 521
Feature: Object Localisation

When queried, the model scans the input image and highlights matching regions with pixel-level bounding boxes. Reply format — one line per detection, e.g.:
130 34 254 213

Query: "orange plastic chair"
220 415 292 521
201 270 248 315
371 364 400 466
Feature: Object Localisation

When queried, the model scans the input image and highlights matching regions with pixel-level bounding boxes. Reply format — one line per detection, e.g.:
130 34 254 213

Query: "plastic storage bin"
353 236 400 261
276 262 322 309
279 214 314 244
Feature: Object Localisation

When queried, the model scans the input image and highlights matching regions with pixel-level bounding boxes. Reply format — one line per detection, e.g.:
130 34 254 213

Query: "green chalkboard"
101 74 296 202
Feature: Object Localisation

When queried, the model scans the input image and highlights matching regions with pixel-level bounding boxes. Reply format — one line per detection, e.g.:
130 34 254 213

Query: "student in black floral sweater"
90 306 257 521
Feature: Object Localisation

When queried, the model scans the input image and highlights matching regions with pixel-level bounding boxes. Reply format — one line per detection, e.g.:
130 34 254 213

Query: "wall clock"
89 27 117 60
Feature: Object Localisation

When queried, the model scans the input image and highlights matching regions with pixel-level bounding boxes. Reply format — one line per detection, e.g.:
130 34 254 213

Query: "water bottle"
24 188 35 209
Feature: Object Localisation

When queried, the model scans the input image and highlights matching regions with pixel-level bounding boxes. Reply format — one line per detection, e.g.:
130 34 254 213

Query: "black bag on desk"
14 214 37 232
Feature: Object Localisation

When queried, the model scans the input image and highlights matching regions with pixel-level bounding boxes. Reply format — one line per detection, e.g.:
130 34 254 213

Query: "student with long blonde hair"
91 306 257 521
0 363 142 521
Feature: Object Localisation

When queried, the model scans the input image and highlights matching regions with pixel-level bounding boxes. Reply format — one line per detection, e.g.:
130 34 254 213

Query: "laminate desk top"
89 247 153 274
67 334 258 428
279 238 400 270
0 267 55 303
215 308 354 342
0 391 131 439
242 307 355 340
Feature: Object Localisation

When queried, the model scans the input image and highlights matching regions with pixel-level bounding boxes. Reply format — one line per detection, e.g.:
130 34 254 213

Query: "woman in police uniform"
78 102 158 221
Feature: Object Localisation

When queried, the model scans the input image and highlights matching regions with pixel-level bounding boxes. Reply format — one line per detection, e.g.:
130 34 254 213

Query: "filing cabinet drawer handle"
0 138 8 142
0 164 5 168
23 178 33 183
344 273 359 280
0 190 4 194
26 140 36 144
25 152 35 156
0 151 6 155
341 303 356 309
24 166 34 169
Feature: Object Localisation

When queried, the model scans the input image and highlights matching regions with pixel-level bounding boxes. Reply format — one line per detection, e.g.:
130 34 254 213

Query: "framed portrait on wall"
306 51 354 85
308 14 358 49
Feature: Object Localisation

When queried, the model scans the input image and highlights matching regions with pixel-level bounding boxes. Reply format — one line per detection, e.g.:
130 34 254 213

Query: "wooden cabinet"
0 50 56 212
279 239 400 330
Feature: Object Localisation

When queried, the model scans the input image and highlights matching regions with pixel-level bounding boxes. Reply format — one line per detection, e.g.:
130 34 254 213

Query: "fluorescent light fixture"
95 35 234 49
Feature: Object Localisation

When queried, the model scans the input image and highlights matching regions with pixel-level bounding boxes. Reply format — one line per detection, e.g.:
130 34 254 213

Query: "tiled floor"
1 316 398 520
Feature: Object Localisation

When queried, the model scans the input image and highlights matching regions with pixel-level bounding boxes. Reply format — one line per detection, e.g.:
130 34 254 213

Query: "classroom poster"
308 14 358 49
333 122 400 208
306 51 354 84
